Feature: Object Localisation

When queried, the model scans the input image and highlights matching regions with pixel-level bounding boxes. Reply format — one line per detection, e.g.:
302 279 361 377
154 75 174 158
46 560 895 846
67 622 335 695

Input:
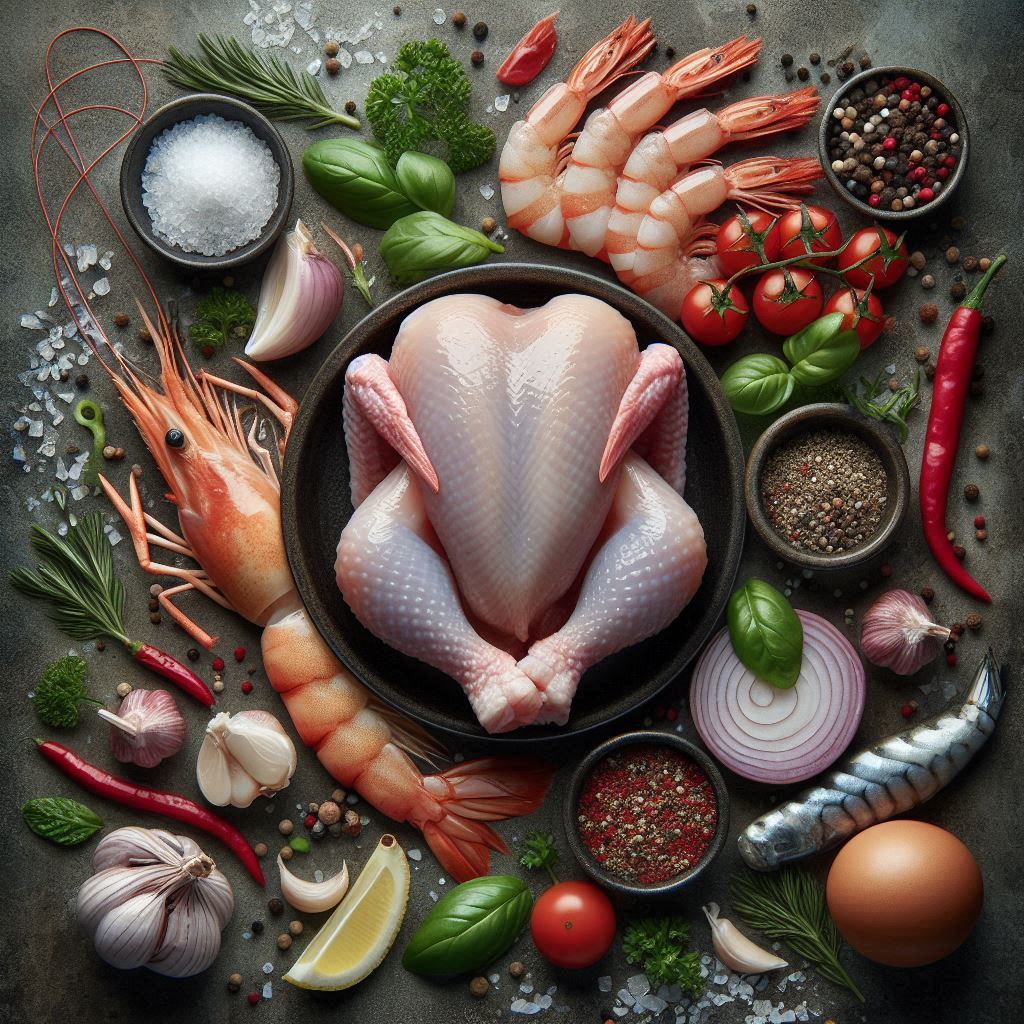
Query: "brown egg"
826 820 982 967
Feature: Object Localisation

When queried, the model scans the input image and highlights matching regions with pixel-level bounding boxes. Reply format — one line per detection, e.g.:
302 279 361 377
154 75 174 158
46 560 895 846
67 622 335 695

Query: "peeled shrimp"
560 36 763 257
499 16 655 248
606 87 820 273
621 156 824 318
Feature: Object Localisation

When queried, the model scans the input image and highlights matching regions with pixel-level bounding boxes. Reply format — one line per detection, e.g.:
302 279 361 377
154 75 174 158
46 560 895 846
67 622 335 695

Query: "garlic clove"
228 755 265 808
860 589 951 675
702 902 788 974
148 876 230 977
223 710 297 788
77 864 174 939
277 854 349 913
92 825 189 871
244 219 344 362
196 724 235 807
93 889 172 970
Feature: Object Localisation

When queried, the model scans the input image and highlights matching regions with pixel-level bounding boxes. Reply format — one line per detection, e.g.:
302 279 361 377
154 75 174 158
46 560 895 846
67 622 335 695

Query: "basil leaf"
727 579 803 689
402 875 532 976
396 151 455 218
380 211 504 285
721 355 795 415
783 313 861 388
302 138 420 230
22 797 102 846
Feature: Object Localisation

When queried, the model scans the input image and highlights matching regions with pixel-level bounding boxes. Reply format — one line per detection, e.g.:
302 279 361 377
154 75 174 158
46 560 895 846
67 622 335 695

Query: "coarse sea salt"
141 114 280 257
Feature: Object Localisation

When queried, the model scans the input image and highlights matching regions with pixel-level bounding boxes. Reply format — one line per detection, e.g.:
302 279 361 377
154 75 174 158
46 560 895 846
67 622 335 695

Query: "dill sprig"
731 867 864 1002
844 369 921 443
163 34 360 131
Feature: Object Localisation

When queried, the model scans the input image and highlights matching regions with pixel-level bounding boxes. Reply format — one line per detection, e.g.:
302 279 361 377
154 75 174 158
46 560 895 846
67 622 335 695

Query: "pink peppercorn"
241 680 253 694
947 654 958 667
234 646 246 662
893 75 910 89
918 188 935 203
248 992 260 1006
936 102 950 116
900 704 915 719
868 194 881 207
882 137 897 151
304 814 317 828
943 155 957 167
212 656 225 671
974 515 986 529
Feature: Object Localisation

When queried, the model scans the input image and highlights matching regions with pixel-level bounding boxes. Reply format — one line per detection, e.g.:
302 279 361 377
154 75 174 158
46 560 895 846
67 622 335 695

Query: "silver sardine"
738 649 1006 871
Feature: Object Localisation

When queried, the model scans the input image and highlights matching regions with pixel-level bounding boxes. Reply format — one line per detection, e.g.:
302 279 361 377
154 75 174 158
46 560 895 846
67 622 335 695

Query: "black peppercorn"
251 920 264 935
781 53 793 66
810 52 821 65
797 66 809 81
980 315 995 334
820 71 831 84
452 11 467 27
268 898 284 915
187 648 200 662
472 21 488 40
470 49 484 66
75 373 89 389
345 100 357 115
746 2 757 13
920 586 935 604
665 46 675 59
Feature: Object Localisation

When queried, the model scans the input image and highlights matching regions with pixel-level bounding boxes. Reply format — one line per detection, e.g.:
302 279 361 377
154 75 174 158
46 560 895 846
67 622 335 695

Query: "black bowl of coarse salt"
744 403 911 572
563 731 729 898
818 66 968 221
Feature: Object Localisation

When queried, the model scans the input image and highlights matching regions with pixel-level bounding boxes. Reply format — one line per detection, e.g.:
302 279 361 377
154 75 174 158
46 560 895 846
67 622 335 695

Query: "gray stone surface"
2 1 1022 1022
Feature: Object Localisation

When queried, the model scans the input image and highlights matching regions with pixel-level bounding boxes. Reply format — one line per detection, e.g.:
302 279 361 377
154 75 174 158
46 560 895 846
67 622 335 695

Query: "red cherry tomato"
681 279 749 346
836 226 908 289
824 287 886 349
752 268 823 335
715 210 781 275
530 881 616 969
777 205 842 265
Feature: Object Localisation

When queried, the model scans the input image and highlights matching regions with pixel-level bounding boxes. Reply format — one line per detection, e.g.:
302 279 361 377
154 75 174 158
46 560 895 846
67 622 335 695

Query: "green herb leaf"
623 918 703 997
844 370 920 444
22 796 103 846
721 355 795 416
303 139 421 230
188 287 256 351
727 579 803 689
380 211 504 285
783 313 861 388
519 830 559 884
395 151 456 218
731 867 864 1001
289 836 311 854
402 875 532 976
32 655 102 727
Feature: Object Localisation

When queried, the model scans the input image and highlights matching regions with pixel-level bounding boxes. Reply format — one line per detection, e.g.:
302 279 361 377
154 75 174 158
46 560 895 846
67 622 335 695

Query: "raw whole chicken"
336 294 707 733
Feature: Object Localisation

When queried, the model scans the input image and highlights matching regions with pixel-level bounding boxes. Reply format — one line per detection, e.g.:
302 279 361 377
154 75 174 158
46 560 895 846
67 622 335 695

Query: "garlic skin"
77 827 233 977
703 903 788 974
860 589 951 675
97 688 186 768
244 219 344 361
197 709 297 808
278 854 349 913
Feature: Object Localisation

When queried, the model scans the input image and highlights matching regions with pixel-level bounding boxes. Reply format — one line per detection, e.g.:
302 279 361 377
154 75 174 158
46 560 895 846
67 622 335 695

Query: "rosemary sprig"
844 369 921 443
731 868 864 1002
10 513 130 645
163 34 360 131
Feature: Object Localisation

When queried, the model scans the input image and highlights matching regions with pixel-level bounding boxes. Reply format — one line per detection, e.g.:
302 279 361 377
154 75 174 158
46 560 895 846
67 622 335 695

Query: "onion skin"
691 611 865 785
860 589 951 675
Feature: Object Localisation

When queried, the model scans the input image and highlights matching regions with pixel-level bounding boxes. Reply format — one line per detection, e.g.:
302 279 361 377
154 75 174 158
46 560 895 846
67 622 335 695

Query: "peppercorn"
325 57 341 76
950 215 967 231
819 72 831 84
780 53 793 67
797 66 809 81
924 364 936 381
913 345 930 364
324 40 340 57
452 11 467 27
470 50 484 66
944 638 957 653
920 586 935 603
509 962 525 979
331 788 347 803
809 52 821 65
247 993 260 1006
102 444 117 460
952 544 966 561
228 972 243 993
288 920 304 936
277 933 292 950
318 800 341 826
148 597 159 613
980 314 995 334
746 2 757 13
975 444 990 460
342 808 362 836
960 255 978 273
859 53 872 69
139 326 152 344
113 311 130 328
279 819 294 836
251 920 264 935
393 4 401 13
918 303 938 324
344 100 357 116
469 977 489 998
116 681 133 699
909 250 926 270
96 639 106 652
481 215 497 234
944 245 960 264
472 21 488 39
963 483 980 501
149 612 161 625
950 622 965 638
950 280 967 301
921 273 935 290
279 845 293 861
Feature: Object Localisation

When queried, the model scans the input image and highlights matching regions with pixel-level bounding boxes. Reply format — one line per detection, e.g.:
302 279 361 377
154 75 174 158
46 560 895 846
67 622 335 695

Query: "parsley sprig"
188 287 256 351
622 918 703 997
519 830 559 885
32 656 102 728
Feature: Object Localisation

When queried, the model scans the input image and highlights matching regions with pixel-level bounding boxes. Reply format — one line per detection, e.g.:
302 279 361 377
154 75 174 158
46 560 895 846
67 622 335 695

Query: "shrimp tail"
418 759 553 880
566 15 656 100
716 86 821 141
663 35 762 95
723 156 824 213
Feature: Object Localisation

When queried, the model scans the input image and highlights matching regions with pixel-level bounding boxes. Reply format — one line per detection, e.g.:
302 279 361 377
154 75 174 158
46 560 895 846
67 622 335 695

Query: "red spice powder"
576 744 717 884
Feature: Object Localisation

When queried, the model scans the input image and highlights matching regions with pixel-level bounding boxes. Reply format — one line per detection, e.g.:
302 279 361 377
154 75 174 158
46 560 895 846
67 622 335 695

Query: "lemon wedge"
283 833 410 991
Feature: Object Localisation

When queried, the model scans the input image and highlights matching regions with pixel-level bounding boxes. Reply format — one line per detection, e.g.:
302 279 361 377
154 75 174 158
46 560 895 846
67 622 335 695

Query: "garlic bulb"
278 854 349 913
97 688 185 768
860 589 951 675
77 826 233 977
244 219 343 361
196 709 297 808
703 902 788 974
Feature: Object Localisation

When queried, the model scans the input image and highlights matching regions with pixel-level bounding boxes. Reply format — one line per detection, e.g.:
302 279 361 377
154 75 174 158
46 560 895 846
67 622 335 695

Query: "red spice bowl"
563 731 730 898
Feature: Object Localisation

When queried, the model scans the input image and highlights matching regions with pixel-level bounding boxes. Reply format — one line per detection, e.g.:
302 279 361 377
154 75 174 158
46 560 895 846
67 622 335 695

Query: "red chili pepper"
919 254 1005 603
496 12 559 86
130 640 215 706
36 739 265 886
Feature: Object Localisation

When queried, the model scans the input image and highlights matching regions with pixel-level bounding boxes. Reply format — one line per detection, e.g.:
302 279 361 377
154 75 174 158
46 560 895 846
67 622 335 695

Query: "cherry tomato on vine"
681 279 749 346
837 226 908 288
752 268 823 335
715 210 780 275
777 205 842 265
824 286 886 349
530 881 616 969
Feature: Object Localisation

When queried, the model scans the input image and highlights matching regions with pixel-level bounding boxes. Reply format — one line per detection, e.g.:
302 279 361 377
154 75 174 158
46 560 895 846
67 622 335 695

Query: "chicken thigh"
336 293 707 732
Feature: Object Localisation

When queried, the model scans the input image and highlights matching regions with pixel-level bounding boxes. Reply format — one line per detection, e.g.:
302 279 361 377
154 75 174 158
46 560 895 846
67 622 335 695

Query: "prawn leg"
519 454 707 725
335 464 543 734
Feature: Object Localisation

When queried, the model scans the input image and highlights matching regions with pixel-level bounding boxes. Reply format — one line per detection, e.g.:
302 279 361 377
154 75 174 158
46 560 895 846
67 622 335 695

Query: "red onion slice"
690 610 865 784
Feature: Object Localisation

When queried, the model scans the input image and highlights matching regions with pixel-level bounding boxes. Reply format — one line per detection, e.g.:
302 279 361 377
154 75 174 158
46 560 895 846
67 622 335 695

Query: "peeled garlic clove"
223 710 297 788
860 589 951 675
93 889 172 970
703 902 788 974
99 688 186 768
244 219 344 362
277 854 349 913
196 716 234 807
228 755 265 808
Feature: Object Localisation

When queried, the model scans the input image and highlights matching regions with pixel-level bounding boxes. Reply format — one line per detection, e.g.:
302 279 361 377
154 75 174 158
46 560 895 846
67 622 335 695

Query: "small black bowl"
818 66 968 222
119 93 294 271
563 730 729 897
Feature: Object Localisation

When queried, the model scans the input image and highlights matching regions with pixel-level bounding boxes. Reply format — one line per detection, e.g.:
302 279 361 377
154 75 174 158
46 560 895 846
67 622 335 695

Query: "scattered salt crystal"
12 445 27 464
795 1006 809 1021
627 975 650 998
776 979 788 993
510 999 540 1015
307 58 322 74
535 995 553 1010
262 962 274 974
48 287 59 307
76 243 98 272
28 420 44 438
106 528 123 547
407 848 422 861
375 51 387 62
519 981 534 994
598 977 612 993
242 930 253 940
338 49 353 68
314 869 324 882
479 182 495 200
639 995 668 1013
786 972 805 983
360 814 370 826
428 890 438 901
713 972 729 985
21 314 46 330
432 8 445 24
486 104 494 114
711 993 734 1006
489 973 500 985
262 982 273 999
100 251 114 270
71 484 90 500
919 682 935 695
779 1011 796 1023
754 1000 773 1015
93 277 110 297
617 989 634 1007
942 681 958 701
354 50 374 64
452 752 464 762
611 1008 627 1018
494 94 510 112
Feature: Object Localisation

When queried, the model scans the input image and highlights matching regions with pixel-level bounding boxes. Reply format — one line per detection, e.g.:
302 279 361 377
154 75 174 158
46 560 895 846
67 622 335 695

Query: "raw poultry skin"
336 294 707 733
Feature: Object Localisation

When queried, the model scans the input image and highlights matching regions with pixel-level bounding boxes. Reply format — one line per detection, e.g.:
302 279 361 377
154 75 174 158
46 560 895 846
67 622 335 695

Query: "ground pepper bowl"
817 65 969 222
744 403 910 572
563 730 729 898
119 93 294 272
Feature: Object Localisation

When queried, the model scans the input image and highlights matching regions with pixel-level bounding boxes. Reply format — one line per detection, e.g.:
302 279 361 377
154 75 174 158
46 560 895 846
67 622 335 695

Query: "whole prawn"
31 28 551 883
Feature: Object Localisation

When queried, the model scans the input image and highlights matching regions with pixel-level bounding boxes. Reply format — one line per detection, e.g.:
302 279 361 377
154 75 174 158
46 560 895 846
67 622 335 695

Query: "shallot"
860 589 951 675
98 688 185 768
